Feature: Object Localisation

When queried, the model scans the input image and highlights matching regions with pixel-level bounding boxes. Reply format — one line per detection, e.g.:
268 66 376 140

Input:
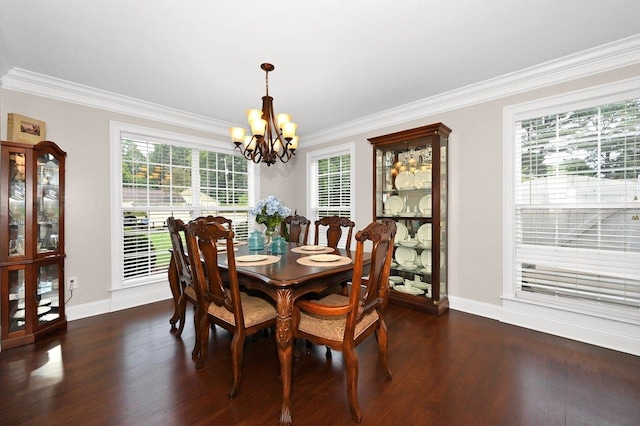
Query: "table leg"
168 256 180 329
275 289 294 426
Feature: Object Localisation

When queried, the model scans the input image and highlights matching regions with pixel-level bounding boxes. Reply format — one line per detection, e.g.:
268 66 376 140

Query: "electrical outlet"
67 276 78 290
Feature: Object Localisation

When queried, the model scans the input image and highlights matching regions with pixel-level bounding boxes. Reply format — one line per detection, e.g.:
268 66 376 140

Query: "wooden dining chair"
185 219 277 399
281 214 311 244
292 220 396 423
167 216 232 340
314 215 356 251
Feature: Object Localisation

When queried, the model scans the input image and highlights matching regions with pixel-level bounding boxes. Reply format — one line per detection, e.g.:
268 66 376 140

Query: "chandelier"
229 63 299 166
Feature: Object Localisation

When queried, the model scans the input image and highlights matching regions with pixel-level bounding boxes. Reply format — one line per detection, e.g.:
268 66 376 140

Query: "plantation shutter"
514 99 640 313
310 152 353 248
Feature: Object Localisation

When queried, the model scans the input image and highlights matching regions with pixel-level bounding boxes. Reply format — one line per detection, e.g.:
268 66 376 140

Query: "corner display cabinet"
369 123 450 316
1 140 67 349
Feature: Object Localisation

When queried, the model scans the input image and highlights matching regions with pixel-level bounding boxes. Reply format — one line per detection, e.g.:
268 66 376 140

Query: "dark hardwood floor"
1 299 639 426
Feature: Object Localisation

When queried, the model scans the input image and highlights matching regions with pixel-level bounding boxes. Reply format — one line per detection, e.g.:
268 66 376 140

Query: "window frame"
306 143 355 248
503 76 640 324
109 121 259 290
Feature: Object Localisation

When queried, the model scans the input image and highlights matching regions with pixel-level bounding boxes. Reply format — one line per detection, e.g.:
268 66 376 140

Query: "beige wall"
2 64 639 327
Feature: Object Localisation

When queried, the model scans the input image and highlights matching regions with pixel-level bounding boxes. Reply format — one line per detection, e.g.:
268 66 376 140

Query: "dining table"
217 242 371 425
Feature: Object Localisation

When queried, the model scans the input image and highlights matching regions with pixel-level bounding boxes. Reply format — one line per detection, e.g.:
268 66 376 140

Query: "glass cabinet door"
8 151 27 258
36 261 61 326
7 268 27 334
36 152 61 253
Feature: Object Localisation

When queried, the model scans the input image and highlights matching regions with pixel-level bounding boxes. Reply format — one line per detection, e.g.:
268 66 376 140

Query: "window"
307 144 355 248
505 79 640 321
111 123 258 288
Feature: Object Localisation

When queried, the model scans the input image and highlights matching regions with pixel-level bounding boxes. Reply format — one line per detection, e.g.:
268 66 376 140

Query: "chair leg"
228 330 246 399
168 259 181 329
191 310 200 358
343 343 362 423
175 295 188 337
376 323 392 379
195 312 210 369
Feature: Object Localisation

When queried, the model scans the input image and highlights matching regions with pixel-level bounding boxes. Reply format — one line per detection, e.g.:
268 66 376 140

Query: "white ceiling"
1 1 639 136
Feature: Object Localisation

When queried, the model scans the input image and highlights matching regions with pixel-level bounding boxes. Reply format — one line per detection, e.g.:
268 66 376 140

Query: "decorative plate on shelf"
413 169 432 189
395 222 408 242
395 171 414 190
418 194 432 215
421 250 432 267
384 195 404 215
394 246 417 266
417 223 432 246
393 285 424 295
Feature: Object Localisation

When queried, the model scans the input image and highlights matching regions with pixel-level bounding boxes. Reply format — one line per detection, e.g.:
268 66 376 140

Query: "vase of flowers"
251 196 291 251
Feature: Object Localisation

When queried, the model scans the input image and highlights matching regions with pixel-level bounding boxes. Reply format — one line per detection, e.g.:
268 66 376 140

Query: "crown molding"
1 35 639 146
303 34 640 146
0 68 232 136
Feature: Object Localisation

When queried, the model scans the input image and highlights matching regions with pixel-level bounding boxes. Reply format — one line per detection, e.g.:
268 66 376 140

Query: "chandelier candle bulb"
282 122 297 140
246 109 263 122
276 113 292 128
250 119 267 137
230 127 246 144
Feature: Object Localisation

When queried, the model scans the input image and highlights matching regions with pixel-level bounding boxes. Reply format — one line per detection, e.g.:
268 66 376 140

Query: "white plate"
384 195 404 215
39 298 52 306
309 254 342 262
418 194 432 215
237 254 268 262
395 222 408 242
421 250 432 267
393 285 424 295
398 240 419 247
395 171 414 189
417 223 432 245
37 306 51 316
300 245 325 251
411 281 431 290
394 247 416 265
413 169 432 189
388 276 404 284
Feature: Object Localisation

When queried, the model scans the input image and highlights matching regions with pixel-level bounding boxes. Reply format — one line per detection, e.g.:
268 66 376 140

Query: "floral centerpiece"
251 195 291 245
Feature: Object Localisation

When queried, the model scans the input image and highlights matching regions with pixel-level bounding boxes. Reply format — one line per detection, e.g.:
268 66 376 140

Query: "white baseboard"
449 295 640 356
66 281 173 321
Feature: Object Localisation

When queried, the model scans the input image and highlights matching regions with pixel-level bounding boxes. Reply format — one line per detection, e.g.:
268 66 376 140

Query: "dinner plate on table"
395 171 414 190
300 245 325 251
384 195 404 215
309 254 341 262
237 255 268 262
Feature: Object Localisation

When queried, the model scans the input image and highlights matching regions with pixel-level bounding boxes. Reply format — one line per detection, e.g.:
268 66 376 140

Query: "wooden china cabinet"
368 123 450 316
1 140 67 349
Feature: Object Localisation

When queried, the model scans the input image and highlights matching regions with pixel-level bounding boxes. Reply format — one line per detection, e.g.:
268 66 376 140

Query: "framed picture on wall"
7 113 46 144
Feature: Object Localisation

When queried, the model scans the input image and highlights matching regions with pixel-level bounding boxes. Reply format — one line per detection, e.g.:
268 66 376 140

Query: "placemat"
290 246 335 254
296 256 353 267
225 255 281 267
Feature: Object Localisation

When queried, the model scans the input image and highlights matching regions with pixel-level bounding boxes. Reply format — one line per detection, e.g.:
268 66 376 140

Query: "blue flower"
251 196 291 229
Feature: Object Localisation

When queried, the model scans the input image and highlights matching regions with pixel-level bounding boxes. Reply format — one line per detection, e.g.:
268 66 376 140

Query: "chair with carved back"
314 215 356 251
167 215 232 341
292 220 396 423
185 218 277 399
281 214 311 244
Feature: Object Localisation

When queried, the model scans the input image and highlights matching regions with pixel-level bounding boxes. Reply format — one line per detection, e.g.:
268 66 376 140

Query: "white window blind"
308 147 354 248
118 132 255 285
514 98 640 315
